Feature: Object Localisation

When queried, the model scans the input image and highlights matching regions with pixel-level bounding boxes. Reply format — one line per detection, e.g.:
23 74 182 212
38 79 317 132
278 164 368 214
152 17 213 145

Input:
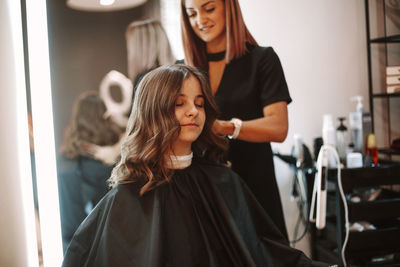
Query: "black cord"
289 168 311 245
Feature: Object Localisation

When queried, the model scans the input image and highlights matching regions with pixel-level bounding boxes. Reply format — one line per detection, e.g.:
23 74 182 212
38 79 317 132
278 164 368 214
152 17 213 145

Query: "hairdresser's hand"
212 119 234 137
82 143 120 166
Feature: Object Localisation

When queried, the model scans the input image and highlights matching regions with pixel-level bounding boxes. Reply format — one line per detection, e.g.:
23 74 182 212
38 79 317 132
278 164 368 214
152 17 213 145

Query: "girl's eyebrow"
177 94 204 98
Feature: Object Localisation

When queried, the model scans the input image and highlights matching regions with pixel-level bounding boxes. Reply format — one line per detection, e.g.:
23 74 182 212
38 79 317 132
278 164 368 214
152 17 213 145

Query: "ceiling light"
67 0 147 12
100 0 115 6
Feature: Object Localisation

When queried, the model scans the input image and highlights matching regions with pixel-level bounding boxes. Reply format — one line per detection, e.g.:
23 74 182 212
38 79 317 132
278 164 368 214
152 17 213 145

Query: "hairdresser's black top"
62 157 328 267
214 46 292 239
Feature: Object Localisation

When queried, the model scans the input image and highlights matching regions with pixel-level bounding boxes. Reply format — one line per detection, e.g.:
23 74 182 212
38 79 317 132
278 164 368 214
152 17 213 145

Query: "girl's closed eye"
195 100 204 108
176 100 184 107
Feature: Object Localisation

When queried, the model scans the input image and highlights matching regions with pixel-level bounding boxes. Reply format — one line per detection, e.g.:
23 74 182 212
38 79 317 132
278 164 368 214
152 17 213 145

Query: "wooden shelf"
370 34 400 43
378 148 400 156
372 93 400 98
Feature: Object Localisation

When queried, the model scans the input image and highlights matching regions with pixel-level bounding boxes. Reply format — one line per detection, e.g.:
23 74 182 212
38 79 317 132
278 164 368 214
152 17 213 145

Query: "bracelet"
227 118 242 139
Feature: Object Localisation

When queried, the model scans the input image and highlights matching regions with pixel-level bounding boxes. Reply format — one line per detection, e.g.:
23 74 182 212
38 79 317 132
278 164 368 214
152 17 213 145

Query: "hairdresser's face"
173 76 206 155
185 0 226 51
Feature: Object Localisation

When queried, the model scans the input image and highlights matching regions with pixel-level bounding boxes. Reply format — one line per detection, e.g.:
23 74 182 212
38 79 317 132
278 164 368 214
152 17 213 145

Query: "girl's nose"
185 103 199 117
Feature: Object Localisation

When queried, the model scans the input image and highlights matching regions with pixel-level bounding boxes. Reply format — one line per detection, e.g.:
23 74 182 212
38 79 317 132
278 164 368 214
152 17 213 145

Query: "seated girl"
62 64 331 267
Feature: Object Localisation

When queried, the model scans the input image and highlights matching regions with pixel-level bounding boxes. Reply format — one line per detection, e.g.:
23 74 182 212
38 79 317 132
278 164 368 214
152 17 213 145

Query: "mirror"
27 0 174 264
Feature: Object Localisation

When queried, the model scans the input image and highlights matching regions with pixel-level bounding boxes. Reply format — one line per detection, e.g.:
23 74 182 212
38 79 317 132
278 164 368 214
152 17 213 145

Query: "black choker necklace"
206 51 226 62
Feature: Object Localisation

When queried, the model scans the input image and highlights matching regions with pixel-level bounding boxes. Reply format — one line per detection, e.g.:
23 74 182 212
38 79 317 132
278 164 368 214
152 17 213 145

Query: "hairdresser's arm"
83 133 125 165
213 101 288 143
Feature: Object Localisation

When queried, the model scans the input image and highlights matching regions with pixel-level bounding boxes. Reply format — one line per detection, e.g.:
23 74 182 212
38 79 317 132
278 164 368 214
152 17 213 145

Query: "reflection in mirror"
57 90 124 253
33 0 173 262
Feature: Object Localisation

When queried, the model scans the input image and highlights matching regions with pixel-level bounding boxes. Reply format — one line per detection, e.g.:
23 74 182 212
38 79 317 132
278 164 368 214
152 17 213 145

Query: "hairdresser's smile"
173 76 205 155
199 25 213 33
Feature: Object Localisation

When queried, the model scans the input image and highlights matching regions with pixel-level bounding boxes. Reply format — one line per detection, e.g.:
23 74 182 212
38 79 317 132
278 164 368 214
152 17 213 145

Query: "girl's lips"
181 123 198 127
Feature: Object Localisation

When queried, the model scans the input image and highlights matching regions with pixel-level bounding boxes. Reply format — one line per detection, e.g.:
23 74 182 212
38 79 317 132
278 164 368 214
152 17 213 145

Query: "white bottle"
322 114 337 167
349 96 363 153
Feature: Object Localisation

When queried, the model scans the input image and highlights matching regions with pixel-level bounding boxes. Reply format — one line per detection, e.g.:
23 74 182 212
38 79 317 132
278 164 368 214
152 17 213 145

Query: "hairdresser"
180 0 292 240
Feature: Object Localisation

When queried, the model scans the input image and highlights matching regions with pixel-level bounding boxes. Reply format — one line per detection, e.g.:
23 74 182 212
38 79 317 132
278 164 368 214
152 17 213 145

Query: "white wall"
0 2 28 267
240 0 368 153
0 1 38 266
239 0 369 254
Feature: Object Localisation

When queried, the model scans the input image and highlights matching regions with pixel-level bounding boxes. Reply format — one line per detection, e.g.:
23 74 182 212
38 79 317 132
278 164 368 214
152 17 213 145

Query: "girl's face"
184 0 226 51
172 75 206 155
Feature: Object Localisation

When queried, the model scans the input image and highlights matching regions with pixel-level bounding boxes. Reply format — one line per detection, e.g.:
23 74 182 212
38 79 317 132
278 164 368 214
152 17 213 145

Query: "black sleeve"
258 47 292 107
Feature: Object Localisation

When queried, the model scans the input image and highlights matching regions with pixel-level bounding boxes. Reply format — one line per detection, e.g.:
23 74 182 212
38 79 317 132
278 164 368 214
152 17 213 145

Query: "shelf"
372 93 400 98
346 227 400 252
370 34 400 43
378 148 400 156
327 164 400 191
348 198 400 222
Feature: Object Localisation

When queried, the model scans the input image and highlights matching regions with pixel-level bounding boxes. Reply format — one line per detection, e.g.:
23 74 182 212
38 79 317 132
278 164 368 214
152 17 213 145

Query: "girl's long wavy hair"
109 64 227 195
60 90 123 159
181 0 258 71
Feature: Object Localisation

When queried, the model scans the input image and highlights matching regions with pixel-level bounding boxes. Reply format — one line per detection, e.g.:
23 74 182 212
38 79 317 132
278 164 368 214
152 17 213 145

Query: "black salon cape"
62 157 329 267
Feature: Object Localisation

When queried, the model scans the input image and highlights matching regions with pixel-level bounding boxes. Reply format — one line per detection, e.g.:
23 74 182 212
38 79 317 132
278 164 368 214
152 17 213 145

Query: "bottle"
362 113 372 154
336 117 348 162
367 133 378 166
322 114 336 167
349 96 363 153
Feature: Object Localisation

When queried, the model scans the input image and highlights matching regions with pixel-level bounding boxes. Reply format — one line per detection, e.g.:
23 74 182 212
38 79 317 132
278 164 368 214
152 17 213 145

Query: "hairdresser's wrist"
213 120 235 136
227 118 242 139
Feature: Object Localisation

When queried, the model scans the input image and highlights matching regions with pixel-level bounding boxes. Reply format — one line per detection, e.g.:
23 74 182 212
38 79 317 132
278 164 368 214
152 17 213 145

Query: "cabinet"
310 164 400 266
309 2 400 265
365 0 400 160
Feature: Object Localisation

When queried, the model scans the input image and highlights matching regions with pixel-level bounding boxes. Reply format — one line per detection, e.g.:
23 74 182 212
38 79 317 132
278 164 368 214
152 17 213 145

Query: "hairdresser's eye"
187 11 196 18
205 7 215 13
